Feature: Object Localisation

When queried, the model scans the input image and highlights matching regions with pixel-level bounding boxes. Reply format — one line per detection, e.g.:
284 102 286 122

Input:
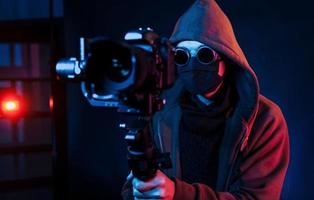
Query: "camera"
55 28 175 115
55 28 175 180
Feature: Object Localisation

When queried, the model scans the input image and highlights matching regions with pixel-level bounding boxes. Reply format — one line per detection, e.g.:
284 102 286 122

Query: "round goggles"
174 46 221 66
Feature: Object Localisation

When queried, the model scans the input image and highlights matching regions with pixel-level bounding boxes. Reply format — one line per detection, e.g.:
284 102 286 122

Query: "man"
122 0 290 199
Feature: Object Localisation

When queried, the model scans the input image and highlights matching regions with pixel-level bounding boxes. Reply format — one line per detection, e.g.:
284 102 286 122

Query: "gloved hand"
127 170 175 200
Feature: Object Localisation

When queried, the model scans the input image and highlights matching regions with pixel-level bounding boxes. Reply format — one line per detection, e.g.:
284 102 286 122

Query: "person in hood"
121 0 290 199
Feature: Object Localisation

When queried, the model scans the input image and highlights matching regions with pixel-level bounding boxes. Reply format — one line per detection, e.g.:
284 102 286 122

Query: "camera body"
56 28 175 115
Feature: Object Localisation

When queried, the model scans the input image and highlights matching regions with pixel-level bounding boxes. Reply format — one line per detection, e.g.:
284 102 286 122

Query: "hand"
127 170 175 200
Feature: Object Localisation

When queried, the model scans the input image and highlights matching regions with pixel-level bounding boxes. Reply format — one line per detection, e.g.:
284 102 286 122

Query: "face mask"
174 41 225 97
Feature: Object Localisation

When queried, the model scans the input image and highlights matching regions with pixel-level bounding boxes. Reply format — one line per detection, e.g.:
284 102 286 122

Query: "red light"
49 96 54 111
2 100 19 112
0 95 23 119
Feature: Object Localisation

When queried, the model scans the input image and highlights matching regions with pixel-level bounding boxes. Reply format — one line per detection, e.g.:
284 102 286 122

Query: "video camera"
55 28 175 180
56 27 175 114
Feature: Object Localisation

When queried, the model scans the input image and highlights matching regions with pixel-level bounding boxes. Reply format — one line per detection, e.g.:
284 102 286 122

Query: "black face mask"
174 46 224 96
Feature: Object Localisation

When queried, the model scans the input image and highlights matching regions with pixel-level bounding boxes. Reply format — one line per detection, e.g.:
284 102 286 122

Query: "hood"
168 0 260 128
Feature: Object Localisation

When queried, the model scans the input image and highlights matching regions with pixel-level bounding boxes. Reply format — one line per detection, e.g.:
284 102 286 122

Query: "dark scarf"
179 83 234 187
180 82 233 134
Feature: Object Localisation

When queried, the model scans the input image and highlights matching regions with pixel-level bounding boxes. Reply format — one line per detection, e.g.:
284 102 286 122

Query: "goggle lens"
174 49 189 66
197 47 216 64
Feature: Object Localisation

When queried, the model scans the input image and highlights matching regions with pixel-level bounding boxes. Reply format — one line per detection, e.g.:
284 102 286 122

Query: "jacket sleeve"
173 102 290 200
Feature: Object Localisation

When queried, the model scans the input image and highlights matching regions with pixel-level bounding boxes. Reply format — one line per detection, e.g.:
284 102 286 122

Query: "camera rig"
55 28 175 180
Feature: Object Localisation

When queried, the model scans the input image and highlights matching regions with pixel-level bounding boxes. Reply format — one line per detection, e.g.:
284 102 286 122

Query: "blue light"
0 0 63 20
0 44 10 67
124 32 142 40
14 43 22 67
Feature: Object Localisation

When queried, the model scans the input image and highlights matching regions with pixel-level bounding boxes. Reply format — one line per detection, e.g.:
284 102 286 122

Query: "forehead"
176 40 205 49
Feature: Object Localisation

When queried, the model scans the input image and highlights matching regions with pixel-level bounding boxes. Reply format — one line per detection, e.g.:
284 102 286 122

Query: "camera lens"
106 54 132 82
86 40 133 84
197 47 215 64
174 49 189 66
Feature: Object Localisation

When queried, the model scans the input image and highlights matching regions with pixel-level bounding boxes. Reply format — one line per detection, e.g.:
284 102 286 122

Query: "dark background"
0 0 312 199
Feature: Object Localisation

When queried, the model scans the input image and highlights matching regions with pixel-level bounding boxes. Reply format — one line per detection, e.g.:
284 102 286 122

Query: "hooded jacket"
121 0 289 199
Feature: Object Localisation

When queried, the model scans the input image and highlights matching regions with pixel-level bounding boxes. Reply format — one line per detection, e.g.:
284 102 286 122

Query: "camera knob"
55 57 82 79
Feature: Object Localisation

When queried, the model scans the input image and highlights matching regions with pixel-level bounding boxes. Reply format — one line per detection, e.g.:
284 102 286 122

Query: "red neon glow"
0 95 23 118
2 100 19 111
49 96 54 111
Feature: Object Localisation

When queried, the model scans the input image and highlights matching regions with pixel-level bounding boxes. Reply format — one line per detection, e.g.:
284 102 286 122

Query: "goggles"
174 46 221 66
